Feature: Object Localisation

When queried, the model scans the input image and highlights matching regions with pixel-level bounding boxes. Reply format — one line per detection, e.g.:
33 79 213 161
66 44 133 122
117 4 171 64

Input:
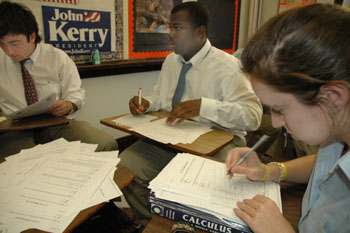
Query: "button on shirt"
299 142 350 233
0 43 85 118
145 40 262 136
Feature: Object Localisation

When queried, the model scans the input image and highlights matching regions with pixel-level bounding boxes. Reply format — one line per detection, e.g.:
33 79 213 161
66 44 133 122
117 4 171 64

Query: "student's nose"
271 113 286 128
168 28 175 39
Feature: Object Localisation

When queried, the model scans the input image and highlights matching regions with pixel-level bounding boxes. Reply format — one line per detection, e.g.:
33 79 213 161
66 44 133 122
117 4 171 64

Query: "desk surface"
23 165 134 233
0 114 68 132
143 183 307 233
100 112 234 156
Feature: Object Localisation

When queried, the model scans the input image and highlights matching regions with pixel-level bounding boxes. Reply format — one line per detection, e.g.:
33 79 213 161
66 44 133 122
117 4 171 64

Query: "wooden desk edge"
0 115 68 132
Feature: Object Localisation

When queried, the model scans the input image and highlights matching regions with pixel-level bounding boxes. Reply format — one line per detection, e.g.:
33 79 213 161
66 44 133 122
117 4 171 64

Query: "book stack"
148 153 282 233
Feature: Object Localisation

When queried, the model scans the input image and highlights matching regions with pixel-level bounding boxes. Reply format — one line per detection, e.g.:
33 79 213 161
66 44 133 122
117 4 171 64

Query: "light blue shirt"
299 142 350 233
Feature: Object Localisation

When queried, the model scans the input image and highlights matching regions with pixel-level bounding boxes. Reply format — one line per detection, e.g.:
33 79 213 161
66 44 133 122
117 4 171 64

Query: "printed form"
131 118 212 144
112 113 157 127
112 114 213 145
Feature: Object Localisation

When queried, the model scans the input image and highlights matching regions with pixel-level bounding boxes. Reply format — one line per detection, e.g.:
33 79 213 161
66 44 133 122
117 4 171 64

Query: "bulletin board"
128 0 241 59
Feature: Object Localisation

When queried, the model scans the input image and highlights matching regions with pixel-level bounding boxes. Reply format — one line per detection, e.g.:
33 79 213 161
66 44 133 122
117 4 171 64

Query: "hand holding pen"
225 135 270 180
129 88 150 115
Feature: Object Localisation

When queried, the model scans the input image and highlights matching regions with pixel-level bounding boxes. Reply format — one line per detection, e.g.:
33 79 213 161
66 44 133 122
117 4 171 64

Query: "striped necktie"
172 62 192 108
20 59 52 144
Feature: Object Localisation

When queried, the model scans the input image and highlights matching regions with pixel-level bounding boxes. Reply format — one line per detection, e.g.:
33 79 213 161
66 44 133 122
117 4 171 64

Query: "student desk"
143 183 307 233
100 111 234 156
22 165 134 233
0 114 68 132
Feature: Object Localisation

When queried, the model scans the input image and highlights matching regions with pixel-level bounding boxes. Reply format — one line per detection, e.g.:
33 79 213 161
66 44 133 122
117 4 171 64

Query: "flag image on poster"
42 6 111 56
43 0 79 5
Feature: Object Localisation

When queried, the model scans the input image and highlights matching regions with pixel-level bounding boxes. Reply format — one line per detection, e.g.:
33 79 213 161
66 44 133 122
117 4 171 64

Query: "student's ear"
318 81 350 112
197 26 207 39
29 32 36 44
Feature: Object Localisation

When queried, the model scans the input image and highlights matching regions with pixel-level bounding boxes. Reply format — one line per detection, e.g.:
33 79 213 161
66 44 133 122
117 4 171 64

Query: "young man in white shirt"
0 1 118 159
121 1 262 226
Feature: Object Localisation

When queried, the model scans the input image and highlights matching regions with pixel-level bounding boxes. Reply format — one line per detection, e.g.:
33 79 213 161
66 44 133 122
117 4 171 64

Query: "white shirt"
0 43 85 118
145 40 262 136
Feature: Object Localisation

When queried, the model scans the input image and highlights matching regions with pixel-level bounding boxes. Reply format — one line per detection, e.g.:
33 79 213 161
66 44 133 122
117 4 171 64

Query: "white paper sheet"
8 92 56 119
112 113 157 127
131 118 212 144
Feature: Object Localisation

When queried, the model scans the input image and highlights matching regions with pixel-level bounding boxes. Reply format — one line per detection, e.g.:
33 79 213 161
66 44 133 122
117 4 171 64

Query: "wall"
77 71 159 139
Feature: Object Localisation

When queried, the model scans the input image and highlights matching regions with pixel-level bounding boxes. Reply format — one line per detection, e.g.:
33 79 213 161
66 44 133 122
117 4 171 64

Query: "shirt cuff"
199 97 217 119
144 97 154 113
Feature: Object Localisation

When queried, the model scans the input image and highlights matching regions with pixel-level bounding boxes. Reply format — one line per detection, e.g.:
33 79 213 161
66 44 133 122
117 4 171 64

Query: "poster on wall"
42 6 111 62
128 0 240 59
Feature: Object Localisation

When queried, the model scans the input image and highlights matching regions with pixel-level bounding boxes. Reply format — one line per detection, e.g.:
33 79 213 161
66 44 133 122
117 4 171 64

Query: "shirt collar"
338 151 350 181
178 39 211 67
28 43 41 64
321 143 350 183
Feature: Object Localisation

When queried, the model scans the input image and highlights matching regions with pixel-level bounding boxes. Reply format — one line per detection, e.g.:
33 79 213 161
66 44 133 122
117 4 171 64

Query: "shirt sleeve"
199 69 262 132
57 52 85 117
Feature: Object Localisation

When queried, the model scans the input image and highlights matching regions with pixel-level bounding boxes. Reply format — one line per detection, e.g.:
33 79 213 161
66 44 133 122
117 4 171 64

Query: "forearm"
200 96 262 131
268 154 316 183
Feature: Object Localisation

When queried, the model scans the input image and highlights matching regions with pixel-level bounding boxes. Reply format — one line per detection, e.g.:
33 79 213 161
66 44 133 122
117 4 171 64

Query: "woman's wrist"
262 163 270 182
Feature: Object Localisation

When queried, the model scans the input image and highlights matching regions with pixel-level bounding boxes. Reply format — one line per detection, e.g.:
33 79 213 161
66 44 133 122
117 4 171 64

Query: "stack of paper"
149 153 282 230
0 139 121 233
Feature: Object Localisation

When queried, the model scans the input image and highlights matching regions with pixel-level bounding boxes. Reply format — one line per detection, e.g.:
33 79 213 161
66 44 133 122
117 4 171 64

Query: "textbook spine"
148 195 251 233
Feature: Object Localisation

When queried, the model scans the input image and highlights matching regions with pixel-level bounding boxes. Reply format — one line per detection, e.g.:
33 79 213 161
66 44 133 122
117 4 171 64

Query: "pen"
227 135 270 175
138 88 142 106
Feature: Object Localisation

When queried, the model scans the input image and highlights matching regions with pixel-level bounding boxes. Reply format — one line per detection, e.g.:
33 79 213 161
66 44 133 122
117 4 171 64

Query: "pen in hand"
138 88 142 106
226 135 270 175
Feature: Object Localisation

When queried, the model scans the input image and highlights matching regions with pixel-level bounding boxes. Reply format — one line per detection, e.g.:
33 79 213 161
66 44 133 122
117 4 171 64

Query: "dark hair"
171 1 209 34
0 0 42 43
241 4 350 105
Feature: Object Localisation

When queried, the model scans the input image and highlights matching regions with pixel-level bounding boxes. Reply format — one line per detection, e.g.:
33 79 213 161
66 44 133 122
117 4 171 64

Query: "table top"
100 112 234 156
143 183 307 233
22 165 134 233
0 114 68 132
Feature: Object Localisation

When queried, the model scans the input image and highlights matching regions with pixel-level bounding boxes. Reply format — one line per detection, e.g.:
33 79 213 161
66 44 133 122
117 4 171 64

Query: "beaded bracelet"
268 162 287 183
